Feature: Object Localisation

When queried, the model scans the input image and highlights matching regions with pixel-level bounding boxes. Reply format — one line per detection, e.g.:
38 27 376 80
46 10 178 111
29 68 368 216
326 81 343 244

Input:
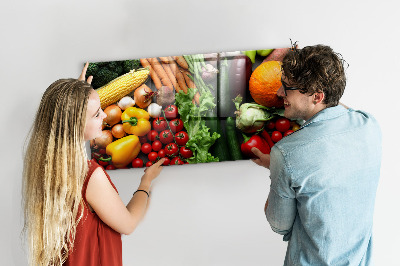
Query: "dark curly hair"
281 44 348 107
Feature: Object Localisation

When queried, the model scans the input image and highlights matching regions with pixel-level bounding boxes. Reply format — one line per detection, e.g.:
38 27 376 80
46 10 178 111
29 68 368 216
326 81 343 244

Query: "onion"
134 84 156 109
94 130 113 148
117 96 135 110
104 104 122 127
111 124 126 139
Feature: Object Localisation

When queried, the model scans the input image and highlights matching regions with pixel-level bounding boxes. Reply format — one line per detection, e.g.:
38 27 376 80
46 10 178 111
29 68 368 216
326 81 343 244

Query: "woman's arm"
86 158 165 235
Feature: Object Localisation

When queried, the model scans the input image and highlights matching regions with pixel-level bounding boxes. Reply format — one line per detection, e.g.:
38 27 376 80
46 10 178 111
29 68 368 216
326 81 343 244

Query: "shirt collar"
301 105 348 128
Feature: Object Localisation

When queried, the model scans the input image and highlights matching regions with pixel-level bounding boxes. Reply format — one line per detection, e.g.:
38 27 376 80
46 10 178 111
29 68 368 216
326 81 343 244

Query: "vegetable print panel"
87 48 301 169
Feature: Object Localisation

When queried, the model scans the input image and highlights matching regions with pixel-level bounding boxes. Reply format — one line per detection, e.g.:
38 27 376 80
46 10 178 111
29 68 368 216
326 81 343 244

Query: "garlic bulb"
117 96 135 110
147 103 162 118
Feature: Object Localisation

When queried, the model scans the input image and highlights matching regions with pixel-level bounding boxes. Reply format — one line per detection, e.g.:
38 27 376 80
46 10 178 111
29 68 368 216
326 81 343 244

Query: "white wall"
1 0 399 265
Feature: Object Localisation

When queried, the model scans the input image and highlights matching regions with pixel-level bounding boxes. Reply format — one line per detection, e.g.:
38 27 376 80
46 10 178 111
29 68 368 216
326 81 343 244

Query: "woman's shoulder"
87 160 118 193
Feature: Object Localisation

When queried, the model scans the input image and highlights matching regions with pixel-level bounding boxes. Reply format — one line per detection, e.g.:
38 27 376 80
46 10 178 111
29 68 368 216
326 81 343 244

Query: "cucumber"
217 56 234 118
226 117 243 161
207 117 231 162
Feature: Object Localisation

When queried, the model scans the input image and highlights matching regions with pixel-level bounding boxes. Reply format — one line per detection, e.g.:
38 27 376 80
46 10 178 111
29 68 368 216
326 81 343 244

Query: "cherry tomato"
141 143 152 154
152 140 163 152
266 121 275 130
152 117 168 132
271 131 283 143
180 146 193 159
132 158 144 168
162 157 170 166
165 143 179 157
147 130 159 142
148 151 158 162
275 118 291 133
98 156 112 167
98 160 109 167
169 119 184 133
170 157 184 165
164 105 178 120
139 136 148 144
284 130 294 137
146 161 153 167
105 165 116 170
175 131 189 146
159 130 174 144
157 149 166 158
292 124 300 131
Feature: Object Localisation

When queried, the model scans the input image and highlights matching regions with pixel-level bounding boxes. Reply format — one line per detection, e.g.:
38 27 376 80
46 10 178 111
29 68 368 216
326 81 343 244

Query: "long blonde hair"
23 79 92 265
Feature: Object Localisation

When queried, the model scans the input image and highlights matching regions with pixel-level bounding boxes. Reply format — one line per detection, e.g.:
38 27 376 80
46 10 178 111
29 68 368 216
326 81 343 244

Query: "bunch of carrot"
140 56 199 104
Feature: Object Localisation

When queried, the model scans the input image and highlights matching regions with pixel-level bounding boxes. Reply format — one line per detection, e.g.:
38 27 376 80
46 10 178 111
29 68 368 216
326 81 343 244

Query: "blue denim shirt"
266 105 382 266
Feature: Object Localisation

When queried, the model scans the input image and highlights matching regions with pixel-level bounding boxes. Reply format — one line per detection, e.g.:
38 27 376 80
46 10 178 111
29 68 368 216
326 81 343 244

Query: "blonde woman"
22 63 165 266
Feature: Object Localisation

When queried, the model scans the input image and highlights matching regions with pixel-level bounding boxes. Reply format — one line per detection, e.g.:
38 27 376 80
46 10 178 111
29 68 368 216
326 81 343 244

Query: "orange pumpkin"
249 61 284 108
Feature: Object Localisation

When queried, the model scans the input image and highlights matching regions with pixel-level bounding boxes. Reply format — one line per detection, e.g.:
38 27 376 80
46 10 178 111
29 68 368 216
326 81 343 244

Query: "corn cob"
96 68 150 109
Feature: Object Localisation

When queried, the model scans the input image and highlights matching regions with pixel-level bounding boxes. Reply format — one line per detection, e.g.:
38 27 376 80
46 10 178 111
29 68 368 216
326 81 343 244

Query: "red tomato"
271 131 283 142
146 161 153 167
284 130 294 137
141 143 152 154
105 165 116 170
162 157 170 166
152 117 168 132
266 121 275 130
152 140 163 152
165 143 179 157
275 118 291 133
164 105 178 120
169 119 184 133
157 149 166 158
132 158 144 168
159 130 174 144
139 136 148 144
175 131 189 146
147 130 158 142
148 152 158 162
98 156 111 167
170 157 184 165
179 146 193 159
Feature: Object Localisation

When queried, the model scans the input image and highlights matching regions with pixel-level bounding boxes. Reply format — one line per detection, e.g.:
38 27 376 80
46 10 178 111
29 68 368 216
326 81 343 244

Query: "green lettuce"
175 88 220 163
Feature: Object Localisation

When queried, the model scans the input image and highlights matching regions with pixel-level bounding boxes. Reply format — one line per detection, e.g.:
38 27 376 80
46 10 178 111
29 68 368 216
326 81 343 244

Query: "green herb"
175 88 220 164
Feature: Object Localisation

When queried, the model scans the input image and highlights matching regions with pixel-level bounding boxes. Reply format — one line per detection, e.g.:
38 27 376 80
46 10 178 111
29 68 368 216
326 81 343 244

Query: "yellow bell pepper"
121 107 151 136
106 135 141 168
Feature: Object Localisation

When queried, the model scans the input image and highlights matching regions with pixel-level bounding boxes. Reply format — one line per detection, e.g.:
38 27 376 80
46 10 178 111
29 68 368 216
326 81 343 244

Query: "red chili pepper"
261 130 275 148
241 135 271 158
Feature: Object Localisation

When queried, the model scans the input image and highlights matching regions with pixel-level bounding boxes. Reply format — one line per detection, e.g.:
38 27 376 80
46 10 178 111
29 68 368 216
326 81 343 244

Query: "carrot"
161 61 180 92
192 91 200 105
181 69 196 88
163 57 188 93
149 58 174 89
140 58 162 89
159 57 171 64
169 60 188 93
173 55 189 69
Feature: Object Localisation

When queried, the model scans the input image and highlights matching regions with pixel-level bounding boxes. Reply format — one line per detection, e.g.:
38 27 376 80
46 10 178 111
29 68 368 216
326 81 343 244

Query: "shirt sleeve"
266 146 297 241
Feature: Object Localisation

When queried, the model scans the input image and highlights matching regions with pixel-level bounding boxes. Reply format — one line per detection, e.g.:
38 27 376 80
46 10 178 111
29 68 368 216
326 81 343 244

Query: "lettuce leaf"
175 88 220 163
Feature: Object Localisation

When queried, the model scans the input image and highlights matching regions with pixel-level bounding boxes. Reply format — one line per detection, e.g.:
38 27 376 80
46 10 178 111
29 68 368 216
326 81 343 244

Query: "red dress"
64 161 122 266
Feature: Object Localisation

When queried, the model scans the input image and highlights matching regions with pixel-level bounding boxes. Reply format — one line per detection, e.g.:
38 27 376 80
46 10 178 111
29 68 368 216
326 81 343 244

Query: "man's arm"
265 148 297 239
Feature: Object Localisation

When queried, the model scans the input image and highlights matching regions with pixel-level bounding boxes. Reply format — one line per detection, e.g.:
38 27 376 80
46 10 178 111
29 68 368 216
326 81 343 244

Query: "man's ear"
313 92 325 104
